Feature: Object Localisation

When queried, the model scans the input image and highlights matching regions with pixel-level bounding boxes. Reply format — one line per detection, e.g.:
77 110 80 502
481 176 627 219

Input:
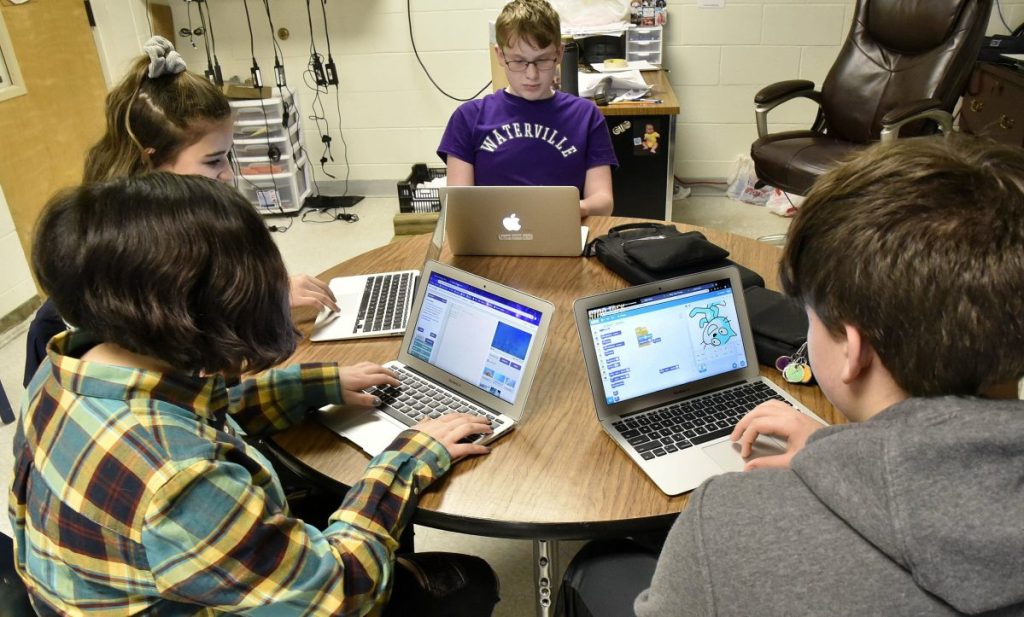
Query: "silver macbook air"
443 185 588 256
310 206 446 342
320 260 554 456
573 266 827 495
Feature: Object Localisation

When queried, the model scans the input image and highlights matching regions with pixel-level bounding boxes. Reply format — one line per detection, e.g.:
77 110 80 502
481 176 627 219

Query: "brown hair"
83 55 232 183
780 135 1024 396
495 0 562 50
33 173 297 374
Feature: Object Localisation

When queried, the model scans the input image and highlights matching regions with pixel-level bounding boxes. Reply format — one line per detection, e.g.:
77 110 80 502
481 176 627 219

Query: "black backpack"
584 222 765 289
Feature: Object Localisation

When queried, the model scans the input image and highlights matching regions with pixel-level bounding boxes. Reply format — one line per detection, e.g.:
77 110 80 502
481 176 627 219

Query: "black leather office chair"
0 534 35 616
750 0 993 196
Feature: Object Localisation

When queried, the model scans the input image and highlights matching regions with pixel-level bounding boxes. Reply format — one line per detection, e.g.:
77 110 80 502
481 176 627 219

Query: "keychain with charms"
775 342 814 384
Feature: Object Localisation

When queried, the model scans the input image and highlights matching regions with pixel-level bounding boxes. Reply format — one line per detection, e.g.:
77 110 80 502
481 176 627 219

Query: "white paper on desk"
318 405 405 457
579 69 647 97
591 60 661 72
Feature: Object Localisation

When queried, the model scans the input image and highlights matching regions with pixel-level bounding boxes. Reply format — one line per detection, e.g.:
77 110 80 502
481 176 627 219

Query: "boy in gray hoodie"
631 135 1024 616
562 135 1024 616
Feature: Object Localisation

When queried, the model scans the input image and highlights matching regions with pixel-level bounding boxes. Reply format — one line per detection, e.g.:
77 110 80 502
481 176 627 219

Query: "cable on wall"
196 0 223 84
193 1 215 81
995 0 1014 32
232 0 294 231
296 0 360 222
407 0 491 101
319 0 339 85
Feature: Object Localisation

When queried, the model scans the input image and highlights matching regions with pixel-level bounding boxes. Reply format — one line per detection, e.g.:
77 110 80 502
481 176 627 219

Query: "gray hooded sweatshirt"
634 397 1024 616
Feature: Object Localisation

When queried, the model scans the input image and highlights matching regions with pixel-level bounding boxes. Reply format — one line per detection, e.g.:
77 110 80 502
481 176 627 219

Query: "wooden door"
0 0 107 270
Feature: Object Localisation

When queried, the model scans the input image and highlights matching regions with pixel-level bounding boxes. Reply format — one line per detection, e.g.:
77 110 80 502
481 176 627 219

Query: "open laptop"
573 266 827 495
444 185 588 256
319 260 555 456
310 206 446 342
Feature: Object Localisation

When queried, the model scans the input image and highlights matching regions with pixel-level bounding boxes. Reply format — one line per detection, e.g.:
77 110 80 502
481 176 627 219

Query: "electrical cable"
332 85 354 204
297 0 353 222
995 0 1013 33
305 0 328 86
233 0 293 231
319 0 339 85
194 0 216 83
197 0 223 84
406 0 491 101
261 0 288 87
183 2 197 48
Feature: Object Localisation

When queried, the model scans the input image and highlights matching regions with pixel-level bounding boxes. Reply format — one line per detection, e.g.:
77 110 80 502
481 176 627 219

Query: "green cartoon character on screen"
689 302 736 348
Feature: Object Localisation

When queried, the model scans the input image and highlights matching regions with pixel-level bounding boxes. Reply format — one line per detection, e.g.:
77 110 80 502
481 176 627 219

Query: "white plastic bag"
549 0 629 28
765 187 804 217
726 155 772 205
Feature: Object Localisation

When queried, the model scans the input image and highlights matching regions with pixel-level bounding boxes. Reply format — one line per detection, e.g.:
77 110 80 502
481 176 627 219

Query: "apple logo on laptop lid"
503 213 521 232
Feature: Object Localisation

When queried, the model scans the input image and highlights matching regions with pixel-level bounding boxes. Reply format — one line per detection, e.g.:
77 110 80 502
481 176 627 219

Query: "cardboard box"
221 83 274 100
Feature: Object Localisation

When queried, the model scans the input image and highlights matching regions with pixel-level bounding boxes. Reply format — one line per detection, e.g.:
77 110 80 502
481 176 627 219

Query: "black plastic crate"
397 163 446 213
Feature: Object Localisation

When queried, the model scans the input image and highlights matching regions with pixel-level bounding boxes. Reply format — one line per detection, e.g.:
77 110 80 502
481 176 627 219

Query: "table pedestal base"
534 539 559 617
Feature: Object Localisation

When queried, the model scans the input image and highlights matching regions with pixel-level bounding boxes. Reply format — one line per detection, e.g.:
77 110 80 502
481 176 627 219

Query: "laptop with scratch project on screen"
318 260 554 456
574 266 827 495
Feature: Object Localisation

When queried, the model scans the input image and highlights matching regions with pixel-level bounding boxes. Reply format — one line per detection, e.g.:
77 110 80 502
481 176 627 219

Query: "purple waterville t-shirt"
437 90 618 196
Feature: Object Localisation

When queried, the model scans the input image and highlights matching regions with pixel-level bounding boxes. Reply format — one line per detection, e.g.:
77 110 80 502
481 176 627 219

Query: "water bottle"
561 35 579 96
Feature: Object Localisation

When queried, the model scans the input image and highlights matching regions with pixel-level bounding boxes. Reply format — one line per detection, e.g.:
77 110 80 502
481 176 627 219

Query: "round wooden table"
274 216 841 540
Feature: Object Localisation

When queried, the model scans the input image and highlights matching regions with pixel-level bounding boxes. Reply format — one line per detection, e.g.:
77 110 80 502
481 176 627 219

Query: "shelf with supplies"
627 25 662 66
228 90 311 214
235 155 312 215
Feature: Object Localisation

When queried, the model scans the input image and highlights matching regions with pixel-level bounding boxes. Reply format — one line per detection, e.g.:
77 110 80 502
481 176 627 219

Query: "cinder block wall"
160 0 1024 184
163 0 1023 184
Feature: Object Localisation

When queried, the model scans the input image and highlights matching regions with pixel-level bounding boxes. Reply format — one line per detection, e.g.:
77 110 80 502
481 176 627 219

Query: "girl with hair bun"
25 37 338 385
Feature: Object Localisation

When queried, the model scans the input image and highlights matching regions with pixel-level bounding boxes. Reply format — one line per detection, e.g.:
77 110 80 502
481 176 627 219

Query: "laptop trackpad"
320 407 405 457
702 437 785 473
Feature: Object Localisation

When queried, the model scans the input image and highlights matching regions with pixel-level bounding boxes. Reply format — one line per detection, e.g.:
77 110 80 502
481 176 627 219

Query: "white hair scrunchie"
143 36 187 78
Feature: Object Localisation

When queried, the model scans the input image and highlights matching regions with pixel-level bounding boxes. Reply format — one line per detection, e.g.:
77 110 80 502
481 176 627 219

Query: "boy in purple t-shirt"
437 0 618 217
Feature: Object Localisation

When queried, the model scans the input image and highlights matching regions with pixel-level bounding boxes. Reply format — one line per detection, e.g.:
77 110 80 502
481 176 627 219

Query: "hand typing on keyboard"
289 273 339 312
338 362 401 407
730 400 825 471
413 413 493 459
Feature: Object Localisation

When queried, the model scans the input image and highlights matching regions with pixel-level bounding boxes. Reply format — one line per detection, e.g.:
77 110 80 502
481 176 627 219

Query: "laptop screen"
407 271 544 404
585 278 748 405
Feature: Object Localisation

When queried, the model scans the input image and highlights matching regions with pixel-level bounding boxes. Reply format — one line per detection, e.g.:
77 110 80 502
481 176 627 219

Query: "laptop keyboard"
611 381 789 461
355 272 414 334
368 367 505 437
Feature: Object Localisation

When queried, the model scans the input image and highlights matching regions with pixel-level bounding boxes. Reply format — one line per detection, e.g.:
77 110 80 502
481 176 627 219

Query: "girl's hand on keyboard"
340 362 400 407
729 401 824 470
289 273 339 312
413 413 493 460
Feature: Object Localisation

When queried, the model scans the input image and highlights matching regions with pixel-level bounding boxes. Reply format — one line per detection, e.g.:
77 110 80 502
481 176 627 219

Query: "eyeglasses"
503 56 558 72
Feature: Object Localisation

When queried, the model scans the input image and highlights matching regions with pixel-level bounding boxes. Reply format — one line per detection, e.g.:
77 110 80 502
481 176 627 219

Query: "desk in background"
961 62 1024 147
599 70 680 221
276 217 839 617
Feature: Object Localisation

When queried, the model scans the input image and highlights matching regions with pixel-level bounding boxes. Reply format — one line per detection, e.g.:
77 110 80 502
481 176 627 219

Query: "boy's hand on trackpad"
730 401 824 471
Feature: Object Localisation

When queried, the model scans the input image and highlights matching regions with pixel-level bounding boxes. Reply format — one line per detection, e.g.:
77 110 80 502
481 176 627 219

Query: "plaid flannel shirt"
9 331 450 616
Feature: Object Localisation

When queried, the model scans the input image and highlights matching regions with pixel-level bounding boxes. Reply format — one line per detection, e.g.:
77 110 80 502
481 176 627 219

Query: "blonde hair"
495 0 561 50
83 55 232 183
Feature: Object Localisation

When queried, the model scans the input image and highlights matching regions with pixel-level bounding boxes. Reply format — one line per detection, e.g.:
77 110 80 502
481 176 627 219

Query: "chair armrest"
754 80 816 105
880 98 952 143
754 80 822 138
